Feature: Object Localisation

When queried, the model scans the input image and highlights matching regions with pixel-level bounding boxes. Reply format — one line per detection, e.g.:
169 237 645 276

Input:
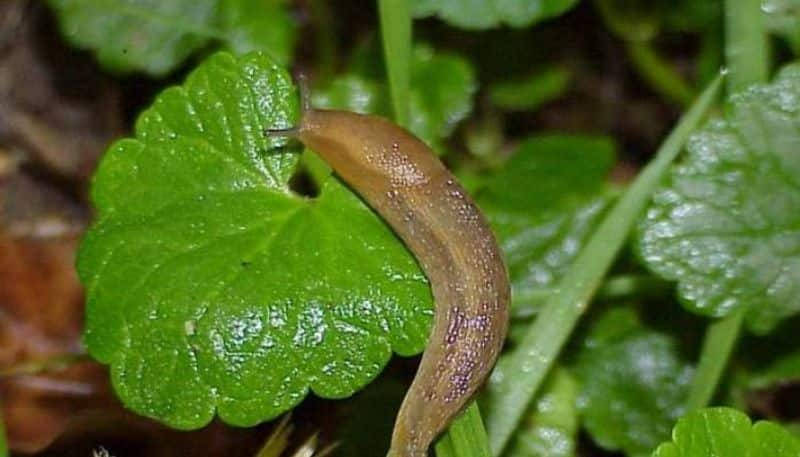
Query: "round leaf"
652 407 800 457
78 52 433 429
637 63 800 333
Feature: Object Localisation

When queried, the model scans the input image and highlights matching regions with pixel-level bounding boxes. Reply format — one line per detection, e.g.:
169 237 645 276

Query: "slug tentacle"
284 108 510 457
263 126 300 138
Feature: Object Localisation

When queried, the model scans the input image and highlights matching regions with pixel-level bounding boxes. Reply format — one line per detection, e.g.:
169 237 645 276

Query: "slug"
267 106 510 457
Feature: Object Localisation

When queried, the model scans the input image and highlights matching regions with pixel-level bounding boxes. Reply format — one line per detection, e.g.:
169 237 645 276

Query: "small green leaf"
218 0 297 64
312 75 388 115
78 52 433 429
489 67 572 112
574 307 693 457
652 407 800 457
314 44 476 153
411 0 579 30
502 367 579 457
48 0 296 75
475 135 616 316
637 63 800 333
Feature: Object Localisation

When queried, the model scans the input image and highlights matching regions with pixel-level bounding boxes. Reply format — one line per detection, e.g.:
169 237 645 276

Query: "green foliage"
596 0 721 40
573 308 693 457
637 63 800 333
314 44 476 153
412 0 580 30
652 408 800 457
50 0 800 453
77 52 433 428
503 367 579 457
47 0 296 75
488 67 572 112
475 135 616 316
218 0 297 60
484 76 724 456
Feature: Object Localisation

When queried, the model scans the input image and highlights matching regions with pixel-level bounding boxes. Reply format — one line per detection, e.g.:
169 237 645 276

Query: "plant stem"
485 75 724 456
434 403 492 457
724 0 769 93
378 0 411 127
684 0 770 414
627 41 695 107
686 310 745 410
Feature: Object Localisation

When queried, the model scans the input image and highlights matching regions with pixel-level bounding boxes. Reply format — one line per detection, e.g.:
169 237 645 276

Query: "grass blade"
378 0 411 127
485 73 725 456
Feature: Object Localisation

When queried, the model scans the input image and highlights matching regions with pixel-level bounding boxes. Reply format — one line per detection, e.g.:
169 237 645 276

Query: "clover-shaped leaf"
412 0 580 30
78 52 433 429
48 0 296 75
637 63 800 333
652 407 800 457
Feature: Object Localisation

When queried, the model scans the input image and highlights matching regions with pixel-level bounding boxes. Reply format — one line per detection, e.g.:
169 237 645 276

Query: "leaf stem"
724 0 770 93
485 74 725 456
686 310 745 411
627 41 695 107
434 402 492 457
378 0 412 127
684 0 770 414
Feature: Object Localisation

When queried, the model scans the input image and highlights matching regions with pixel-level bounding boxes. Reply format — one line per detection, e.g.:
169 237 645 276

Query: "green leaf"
573 306 693 457
652 407 800 457
489 67 572 112
48 0 296 75
502 367 579 457
314 44 476 153
78 52 433 429
484 76 724 455
411 0 579 30
218 0 297 64
475 135 616 316
637 63 800 334
48 0 218 75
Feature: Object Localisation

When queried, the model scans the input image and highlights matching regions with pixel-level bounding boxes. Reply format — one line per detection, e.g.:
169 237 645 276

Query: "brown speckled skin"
292 110 510 457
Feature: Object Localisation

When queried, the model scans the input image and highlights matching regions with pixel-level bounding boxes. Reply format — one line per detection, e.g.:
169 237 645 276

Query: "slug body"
282 109 509 457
